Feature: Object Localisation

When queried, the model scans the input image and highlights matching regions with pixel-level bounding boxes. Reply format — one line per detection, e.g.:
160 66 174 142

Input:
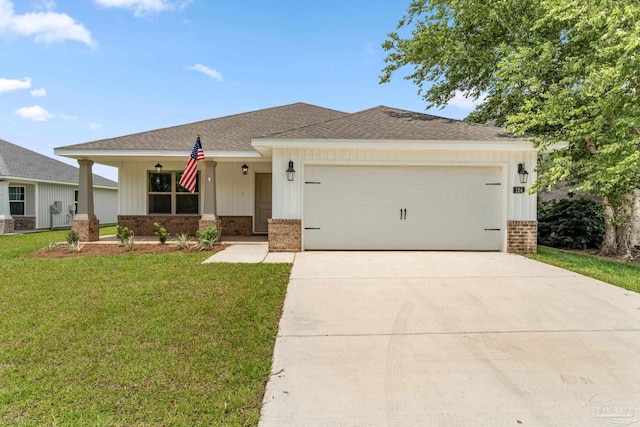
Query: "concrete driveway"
259 251 640 426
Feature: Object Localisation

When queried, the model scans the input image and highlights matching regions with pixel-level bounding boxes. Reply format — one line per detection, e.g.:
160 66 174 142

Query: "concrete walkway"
259 251 640 426
202 243 296 264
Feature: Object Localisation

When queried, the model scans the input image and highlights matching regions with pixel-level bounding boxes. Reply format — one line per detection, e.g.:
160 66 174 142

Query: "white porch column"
0 180 14 234
72 159 99 241
199 160 221 236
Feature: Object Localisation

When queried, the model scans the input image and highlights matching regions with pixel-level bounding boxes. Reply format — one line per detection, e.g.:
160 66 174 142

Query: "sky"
0 0 482 182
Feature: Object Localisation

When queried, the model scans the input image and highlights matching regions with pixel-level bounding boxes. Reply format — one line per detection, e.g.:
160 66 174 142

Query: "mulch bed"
29 243 227 258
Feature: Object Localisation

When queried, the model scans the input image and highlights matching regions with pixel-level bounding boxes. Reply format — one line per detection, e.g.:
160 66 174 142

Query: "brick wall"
13 216 35 231
268 219 301 252
118 215 201 236
72 218 100 242
0 219 14 234
507 220 537 253
219 216 253 236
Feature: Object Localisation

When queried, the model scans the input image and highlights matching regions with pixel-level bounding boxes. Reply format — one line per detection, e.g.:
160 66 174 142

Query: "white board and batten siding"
271 147 537 251
118 161 269 216
35 183 117 229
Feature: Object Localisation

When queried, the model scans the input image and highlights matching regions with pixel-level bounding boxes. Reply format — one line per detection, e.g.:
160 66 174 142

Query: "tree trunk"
600 195 634 257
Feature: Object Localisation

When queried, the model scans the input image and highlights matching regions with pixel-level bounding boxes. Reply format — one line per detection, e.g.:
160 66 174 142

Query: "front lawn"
0 229 291 426
525 246 640 293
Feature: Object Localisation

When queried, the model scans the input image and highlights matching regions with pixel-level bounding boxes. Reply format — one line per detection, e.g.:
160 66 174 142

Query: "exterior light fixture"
286 160 296 182
241 163 249 175
155 162 163 173
518 163 529 184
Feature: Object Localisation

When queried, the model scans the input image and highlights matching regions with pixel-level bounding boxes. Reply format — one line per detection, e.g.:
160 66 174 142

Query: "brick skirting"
118 215 202 236
507 220 537 253
13 216 35 231
0 219 14 234
268 219 301 252
219 216 253 236
72 218 100 242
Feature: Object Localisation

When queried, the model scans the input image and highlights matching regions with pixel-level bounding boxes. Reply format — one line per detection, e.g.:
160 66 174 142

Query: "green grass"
0 228 291 426
525 246 640 293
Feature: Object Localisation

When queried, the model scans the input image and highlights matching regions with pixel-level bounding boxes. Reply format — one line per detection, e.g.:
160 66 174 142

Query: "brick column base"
198 219 222 241
507 220 537 253
0 219 14 234
268 219 301 252
72 219 100 242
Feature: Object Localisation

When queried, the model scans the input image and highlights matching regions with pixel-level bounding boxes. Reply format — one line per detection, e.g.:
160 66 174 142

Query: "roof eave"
251 138 537 152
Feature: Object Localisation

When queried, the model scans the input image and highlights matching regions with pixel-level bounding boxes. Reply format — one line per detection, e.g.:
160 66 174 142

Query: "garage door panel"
303 165 503 251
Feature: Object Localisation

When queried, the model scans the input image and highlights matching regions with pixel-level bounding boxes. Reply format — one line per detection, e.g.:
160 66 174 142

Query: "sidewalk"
203 243 296 263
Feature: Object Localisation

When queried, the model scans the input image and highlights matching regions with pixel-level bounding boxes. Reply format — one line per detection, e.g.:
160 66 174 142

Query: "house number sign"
513 186 526 194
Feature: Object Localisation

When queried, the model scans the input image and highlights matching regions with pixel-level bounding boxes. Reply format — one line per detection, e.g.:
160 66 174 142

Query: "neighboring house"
0 139 118 234
54 102 537 252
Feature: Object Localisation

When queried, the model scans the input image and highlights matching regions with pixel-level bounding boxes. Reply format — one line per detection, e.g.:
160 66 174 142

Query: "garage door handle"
400 208 407 220
404 209 407 220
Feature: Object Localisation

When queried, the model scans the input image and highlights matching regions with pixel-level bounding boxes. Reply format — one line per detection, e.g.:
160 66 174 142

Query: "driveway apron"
259 251 640 426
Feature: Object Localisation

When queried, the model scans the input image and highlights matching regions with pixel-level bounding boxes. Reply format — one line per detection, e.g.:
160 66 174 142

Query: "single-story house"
54 103 537 252
0 138 118 234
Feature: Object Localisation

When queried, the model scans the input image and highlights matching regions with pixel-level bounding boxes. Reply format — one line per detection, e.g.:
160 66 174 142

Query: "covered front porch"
68 157 277 243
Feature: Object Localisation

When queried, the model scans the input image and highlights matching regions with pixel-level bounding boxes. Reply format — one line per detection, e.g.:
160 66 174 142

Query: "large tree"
381 0 640 256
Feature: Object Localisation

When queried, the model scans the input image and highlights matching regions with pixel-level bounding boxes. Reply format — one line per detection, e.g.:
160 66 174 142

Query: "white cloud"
15 105 54 121
60 113 77 120
94 0 192 16
0 0 95 46
30 87 46 97
33 0 56 12
447 91 486 110
187 64 223 82
89 122 102 131
0 76 31 93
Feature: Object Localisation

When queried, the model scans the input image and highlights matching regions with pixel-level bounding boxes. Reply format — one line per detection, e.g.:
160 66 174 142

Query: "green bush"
538 197 604 249
66 230 79 245
195 226 219 250
153 222 168 244
116 226 133 247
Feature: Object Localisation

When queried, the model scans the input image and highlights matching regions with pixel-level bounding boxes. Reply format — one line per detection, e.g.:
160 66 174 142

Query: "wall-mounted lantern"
518 163 529 184
241 163 249 175
286 160 296 182
155 162 163 173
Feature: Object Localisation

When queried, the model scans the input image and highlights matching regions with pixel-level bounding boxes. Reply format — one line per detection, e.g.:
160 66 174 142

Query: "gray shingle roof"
0 139 118 188
57 103 349 152
261 106 519 141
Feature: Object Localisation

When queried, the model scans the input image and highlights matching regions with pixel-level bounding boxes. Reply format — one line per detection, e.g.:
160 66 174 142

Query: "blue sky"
0 0 481 181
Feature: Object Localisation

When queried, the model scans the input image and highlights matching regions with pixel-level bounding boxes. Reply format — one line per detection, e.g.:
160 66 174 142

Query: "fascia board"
54 149 264 159
251 138 537 152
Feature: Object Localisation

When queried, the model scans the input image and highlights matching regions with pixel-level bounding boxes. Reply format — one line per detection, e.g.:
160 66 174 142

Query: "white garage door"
303 165 504 250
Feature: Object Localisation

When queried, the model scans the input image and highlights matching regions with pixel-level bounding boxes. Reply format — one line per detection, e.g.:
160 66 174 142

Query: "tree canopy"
381 0 640 255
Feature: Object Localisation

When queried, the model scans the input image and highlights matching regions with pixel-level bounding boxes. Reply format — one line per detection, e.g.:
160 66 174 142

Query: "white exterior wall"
271 148 537 221
36 182 117 229
94 187 118 224
118 160 270 216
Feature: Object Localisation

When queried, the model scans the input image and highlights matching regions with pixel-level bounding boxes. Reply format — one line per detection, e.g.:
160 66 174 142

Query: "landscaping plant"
538 197 605 250
153 222 168 244
195 226 218 250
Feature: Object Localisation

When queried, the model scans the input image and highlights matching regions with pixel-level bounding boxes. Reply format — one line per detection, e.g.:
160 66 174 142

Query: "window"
74 189 78 214
148 172 199 214
9 186 25 216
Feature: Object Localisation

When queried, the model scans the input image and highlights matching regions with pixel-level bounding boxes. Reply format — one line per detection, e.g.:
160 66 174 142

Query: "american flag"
179 136 205 193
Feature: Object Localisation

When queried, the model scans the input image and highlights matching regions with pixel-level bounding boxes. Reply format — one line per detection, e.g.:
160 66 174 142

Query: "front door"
255 173 272 233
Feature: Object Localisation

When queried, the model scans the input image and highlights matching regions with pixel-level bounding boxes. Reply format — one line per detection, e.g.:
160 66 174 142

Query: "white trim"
54 148 265 159
1 176 116 190
252 138 536 152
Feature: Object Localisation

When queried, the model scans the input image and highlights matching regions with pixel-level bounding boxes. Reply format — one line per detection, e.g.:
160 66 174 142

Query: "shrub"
195 226 219 251
175 233 190 250
116 226 133 247
66 230 79 245
154 222 168 244
538 197 605 250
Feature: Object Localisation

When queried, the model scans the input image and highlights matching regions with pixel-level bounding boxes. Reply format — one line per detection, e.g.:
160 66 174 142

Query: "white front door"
303 165 504 250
